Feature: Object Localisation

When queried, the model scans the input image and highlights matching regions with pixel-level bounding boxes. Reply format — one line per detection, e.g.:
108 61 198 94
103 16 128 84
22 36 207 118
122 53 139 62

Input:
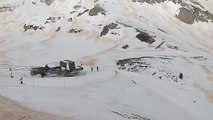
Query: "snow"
0 0 213 120
0 72 203 120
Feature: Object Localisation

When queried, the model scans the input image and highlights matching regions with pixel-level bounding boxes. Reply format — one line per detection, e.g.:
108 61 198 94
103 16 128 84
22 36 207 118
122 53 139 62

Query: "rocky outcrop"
177 6 213 24
55 27 61 32
177 8 194 24
177 0 213 24
0 5 14 12
100 23 118 37
136 31 155 44
132 0 183 4
132 0 213 24
116 56 182 83
77 9 89 17
112 111 151 120
40 0 55 5
45 16 61 24
132 0 170 4
122 44 129 49
23 24 44 31
89 5 106 16
69 29 83 33
171 0 182 4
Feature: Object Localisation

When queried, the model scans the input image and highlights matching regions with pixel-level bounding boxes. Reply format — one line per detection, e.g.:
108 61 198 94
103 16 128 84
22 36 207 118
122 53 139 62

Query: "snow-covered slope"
0 0 213 120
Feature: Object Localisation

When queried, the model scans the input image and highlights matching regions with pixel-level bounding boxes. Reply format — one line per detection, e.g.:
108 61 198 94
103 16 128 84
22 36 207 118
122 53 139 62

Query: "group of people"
90 66 118 77
91 66 99 72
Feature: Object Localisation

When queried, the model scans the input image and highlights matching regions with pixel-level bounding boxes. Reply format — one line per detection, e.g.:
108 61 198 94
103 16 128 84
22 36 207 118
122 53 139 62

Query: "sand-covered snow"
0 95 70 120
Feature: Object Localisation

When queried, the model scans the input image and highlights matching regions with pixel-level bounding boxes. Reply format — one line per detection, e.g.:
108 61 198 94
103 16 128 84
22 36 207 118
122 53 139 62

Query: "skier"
96 66 99 71
91 67 93 72
20 77 23 84
9 68 13 78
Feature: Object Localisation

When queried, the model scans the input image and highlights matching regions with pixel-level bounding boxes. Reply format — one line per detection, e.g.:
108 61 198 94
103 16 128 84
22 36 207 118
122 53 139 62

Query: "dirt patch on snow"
200 65 212 75
0 38 7 44
180 56 195 65
193 83 213 104
0 95 71 120
0 51 7 57
40 34 56 47
201 88 213 104
82 58 98 67
208 75 213 82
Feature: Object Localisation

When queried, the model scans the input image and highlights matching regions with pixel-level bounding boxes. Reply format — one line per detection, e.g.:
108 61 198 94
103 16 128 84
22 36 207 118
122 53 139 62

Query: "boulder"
177 8 194 24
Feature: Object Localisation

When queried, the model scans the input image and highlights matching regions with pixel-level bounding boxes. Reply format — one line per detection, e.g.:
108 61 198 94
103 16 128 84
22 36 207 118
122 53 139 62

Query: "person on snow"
20 77 23 84
9 68 13 78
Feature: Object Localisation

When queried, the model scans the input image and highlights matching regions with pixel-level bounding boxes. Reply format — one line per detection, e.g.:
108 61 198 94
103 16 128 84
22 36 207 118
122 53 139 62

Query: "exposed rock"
171 0 182 4
116 56 181 83
190 56 207 61
107 23 119 29
89 5 106 16
136 31 155 44
132 0 213 24
0 5 14 12
100 26 109 37
157 28 167 34
40 0 55 5
55 27 61 32
23 24 44 31
176 0 213 24
155 41 165 49
94 0 99 3
132 0 167 4
112 111 151 120
73 5 81 9
190 0 205 9
69 29 82 33
77 9 89 17
111 31 120 35
132 0 183 4
45 16 61 24
70 11 77 14
116 21 133 28
67 18 72 22
122 44 129 49
167 44 180 50
177 8 195 24
177 6 213 24
100 23 118 37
